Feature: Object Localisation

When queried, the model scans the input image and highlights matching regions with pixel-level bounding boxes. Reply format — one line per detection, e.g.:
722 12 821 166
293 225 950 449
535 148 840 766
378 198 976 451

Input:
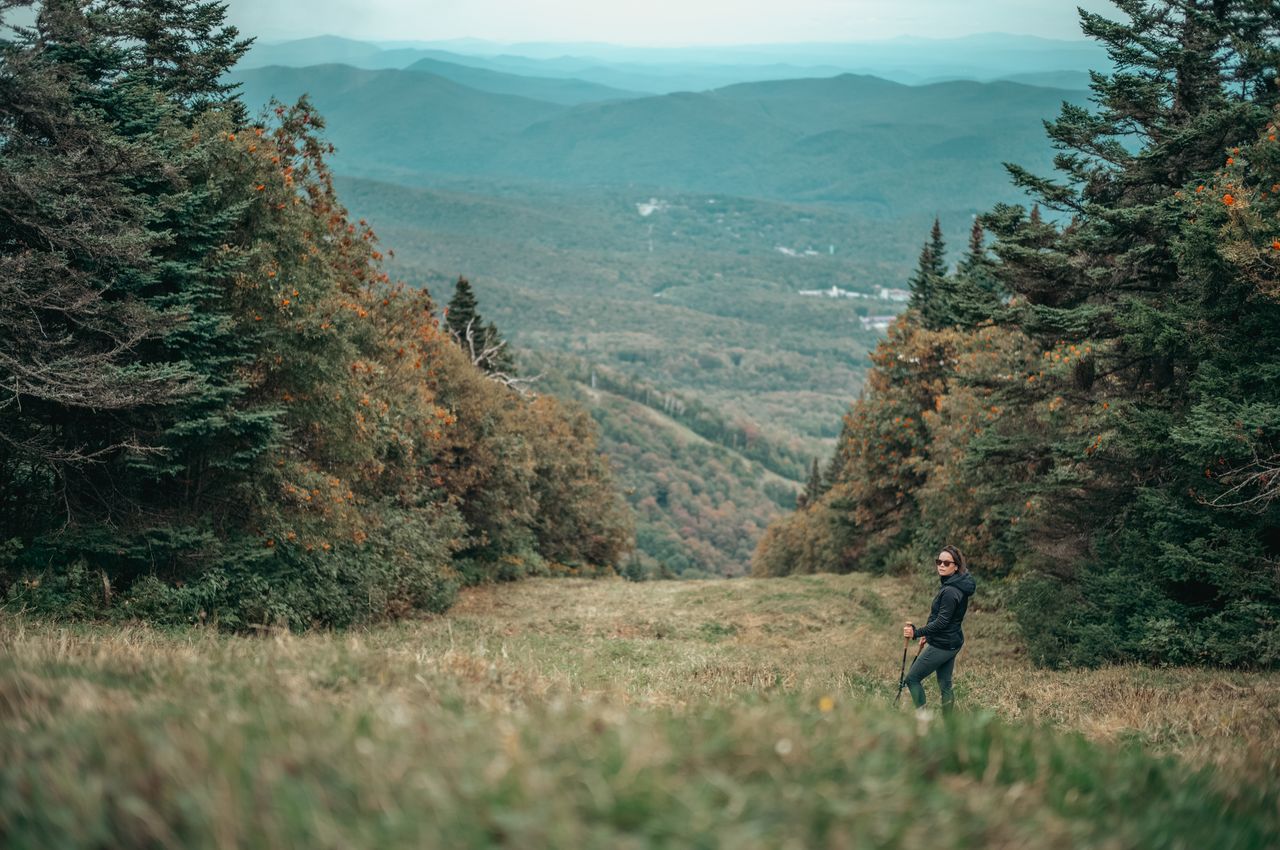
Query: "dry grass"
1 573 1278 848
437 575 1280 779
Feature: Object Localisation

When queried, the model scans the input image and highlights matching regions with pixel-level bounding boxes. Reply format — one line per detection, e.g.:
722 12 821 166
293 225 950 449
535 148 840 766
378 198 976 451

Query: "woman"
902 545 976 714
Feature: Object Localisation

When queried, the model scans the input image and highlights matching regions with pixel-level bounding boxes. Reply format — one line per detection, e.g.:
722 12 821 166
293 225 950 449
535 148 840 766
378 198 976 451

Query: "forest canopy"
0 0 632 628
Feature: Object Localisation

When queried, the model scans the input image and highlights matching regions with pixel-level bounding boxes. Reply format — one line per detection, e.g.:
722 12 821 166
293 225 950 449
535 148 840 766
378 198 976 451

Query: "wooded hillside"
756 1 1280 668
0 0 631 628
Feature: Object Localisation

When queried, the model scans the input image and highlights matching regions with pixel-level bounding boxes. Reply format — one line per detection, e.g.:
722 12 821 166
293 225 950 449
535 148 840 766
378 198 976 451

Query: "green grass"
2 574 1278 848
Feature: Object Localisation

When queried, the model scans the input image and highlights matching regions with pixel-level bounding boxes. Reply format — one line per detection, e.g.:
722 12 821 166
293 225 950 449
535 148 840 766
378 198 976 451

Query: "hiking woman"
902 545 976 713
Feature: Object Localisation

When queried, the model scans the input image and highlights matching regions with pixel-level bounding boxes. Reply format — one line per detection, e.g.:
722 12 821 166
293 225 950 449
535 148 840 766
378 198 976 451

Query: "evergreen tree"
907 218 950 328
446 277 516 377
0 0 259 549
960 218 985 274
927 217 946 273
982 0 1280 665
801 458 823 508
821 420 849 491
943 219 1006 328
13 0 288 588
106 0 252 117
0 1 197 547
0 1 188 443
445 276 480 340
803 460 824 506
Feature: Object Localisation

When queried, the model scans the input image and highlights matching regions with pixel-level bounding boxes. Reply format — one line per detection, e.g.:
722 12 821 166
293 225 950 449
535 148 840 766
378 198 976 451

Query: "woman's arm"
914 589 960 639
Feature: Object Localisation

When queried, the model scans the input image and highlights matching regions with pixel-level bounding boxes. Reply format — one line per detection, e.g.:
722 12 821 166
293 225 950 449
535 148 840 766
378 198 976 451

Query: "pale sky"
222 0 1116 46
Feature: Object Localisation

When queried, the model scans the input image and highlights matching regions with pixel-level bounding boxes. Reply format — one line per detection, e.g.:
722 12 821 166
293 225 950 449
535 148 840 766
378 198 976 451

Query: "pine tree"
0 1 191 446
446 276 516 377
445 276 480 340
944 218 1005 328
0 13 191 548
981 0 1280 665
107 0 252 117
802 458 823 508
907 218 950 328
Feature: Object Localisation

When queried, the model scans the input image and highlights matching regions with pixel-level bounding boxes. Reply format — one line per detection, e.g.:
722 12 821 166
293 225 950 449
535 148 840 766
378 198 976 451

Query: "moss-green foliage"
0 1 630 627
751 500 844 577
427 338 633 583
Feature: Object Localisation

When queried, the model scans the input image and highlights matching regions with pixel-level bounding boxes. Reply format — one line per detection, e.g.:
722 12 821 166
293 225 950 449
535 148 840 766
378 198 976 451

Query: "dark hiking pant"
905 644 959 711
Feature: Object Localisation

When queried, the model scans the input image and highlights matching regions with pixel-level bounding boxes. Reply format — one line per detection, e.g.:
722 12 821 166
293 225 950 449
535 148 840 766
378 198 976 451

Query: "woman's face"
935 551 958 577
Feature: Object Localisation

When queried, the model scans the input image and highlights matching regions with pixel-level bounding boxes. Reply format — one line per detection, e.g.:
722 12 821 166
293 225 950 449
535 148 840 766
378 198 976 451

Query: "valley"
227 38 1089 575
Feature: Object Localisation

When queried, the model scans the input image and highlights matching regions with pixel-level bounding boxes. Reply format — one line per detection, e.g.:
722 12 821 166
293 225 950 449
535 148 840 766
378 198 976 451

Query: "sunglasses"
935 559 956 567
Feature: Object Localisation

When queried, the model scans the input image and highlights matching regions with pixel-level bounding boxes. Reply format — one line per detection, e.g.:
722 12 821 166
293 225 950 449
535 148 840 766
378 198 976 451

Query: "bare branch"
454 317 540 395
1202 450 1280 512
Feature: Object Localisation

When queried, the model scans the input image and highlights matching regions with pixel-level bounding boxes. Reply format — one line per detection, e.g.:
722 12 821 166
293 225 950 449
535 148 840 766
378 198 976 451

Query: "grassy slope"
3 575 1278 848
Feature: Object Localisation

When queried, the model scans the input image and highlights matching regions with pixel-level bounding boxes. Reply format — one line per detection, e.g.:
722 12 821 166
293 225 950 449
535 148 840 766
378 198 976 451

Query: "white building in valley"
860 315 897 331
799 285 860 298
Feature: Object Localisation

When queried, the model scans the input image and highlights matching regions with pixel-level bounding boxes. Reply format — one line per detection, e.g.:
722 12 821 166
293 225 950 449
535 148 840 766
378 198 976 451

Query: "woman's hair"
941 544 968 574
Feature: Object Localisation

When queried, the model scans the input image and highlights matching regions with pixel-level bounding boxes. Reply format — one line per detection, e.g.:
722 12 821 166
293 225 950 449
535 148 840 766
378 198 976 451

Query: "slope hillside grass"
3 574 1278 848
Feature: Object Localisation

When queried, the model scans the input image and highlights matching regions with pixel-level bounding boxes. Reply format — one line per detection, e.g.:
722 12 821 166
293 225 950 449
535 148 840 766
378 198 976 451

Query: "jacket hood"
942 572 976 597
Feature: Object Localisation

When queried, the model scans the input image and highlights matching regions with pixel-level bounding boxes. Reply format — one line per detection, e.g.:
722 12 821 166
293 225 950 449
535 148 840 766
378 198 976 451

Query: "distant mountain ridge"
230 62 1085 213
232 64 562 176
239 33 1109 91
404 57 640 105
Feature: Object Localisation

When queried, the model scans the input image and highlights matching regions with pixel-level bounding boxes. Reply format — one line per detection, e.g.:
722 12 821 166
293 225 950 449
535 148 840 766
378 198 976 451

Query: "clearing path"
2 573 1277 849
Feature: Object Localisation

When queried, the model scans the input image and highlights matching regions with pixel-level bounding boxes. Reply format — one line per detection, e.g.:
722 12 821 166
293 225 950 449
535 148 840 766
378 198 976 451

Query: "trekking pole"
895 628 923 704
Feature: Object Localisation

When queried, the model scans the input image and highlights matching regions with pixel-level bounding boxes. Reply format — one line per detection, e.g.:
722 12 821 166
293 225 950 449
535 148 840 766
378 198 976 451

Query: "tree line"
755 0 1280 668
0 0 631 628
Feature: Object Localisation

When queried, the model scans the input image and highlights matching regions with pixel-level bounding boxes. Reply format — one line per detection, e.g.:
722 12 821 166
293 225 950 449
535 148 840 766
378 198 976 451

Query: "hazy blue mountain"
241 36 501 72
397 34 1108 78
399 50 850 94
230 64 564 178
239 33 1111 92
997 70 1093 90
231 64 1084 214
495 75 1085 211
240 37 849 90
405 57 641 105
240 36 397 69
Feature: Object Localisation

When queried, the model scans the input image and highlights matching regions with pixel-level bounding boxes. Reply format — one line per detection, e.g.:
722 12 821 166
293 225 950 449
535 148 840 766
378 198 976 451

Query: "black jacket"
915 572 976 651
